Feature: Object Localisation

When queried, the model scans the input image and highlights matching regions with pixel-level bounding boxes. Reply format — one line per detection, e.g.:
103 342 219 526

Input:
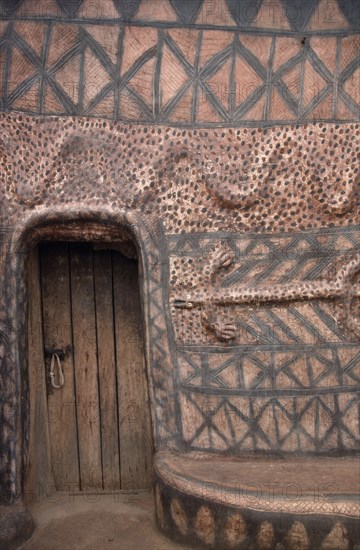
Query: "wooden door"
39 242 153 492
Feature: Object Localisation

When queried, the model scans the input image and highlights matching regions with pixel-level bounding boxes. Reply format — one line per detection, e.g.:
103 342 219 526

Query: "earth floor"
18 491 191 550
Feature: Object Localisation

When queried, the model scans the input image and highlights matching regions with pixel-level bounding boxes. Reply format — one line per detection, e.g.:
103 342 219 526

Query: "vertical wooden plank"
70 244 102 490
113 253 153 490
40 243 80 491
93 250 120 490
26 247 54 500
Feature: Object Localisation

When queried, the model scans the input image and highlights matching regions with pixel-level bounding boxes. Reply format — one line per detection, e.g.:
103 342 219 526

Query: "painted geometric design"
0 5 359 124
168 225 360 278
169 226 360 453
179 391 360 452
0 0 358 30
178 346 360 391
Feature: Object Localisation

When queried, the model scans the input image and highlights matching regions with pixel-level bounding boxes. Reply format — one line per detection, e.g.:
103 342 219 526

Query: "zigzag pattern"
178 345 360 390
0 0 359 30
0 10 358 124
180 390 360 452
170 226 360 452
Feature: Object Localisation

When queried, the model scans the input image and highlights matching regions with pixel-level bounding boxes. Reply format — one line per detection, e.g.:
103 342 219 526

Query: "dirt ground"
18 492 191 550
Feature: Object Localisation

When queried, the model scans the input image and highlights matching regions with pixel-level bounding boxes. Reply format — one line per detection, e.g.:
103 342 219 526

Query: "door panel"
39 242 152 492
93 250 120 490
40 243 80 490
70 245 102 490
113 254 153 490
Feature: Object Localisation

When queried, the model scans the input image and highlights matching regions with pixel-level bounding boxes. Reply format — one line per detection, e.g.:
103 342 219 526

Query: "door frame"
6 207 180 502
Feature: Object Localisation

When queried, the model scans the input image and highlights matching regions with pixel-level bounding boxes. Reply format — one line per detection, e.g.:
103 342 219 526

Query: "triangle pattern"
12 78 39 111
167 29 199 67
197 94 222 122
1 0 23 15
43 83 66 113
339 35 360 73
269 89 295 120
134 0 178 22
298 399 317 439
227 0 261 26
310 36 337 73
77 0 117 18
120 26 157 76
8 46 37 95
127 56 155 105
234 55 264 107
282 61 302 102
252 0 290 29
47 24 80 68
242 93 266 120
343 66 360 106
199 30 233 68
113 0 141 20
195 0 236 26
160 44 190 107
83 46 112 106
56 0 84 17
338 0 360 29
180 394 207 442
14 22 46 59
337 99 356 119
281 0 318 31
273 37 302 73
307 93 334 119
170 0 203 23
85 25 119 66
341 401 360 441
302 58 328 109
240 35 273 69
89 89 114 117
0 21 9 41
53 52 81 105
18 0 63 16
206 57 231 111
307 0 350 29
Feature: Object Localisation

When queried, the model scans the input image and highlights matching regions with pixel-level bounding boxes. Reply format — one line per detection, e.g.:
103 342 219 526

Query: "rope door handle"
50 353 65 389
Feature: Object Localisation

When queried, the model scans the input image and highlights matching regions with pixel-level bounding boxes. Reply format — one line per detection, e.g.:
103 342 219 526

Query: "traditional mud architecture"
0 0 359 548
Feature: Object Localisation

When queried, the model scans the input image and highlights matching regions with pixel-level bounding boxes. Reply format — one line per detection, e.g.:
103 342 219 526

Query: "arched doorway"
25 225 153 498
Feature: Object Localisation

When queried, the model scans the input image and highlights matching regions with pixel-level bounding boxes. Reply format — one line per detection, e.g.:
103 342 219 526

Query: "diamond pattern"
0 15 358 123
170 226 360 453
180 391 360 452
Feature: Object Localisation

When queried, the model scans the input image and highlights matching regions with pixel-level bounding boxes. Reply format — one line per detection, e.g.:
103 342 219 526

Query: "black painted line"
125 84 154 119
181 383 360 398
166 225 360 242
78 27 85 114
6 71 37 105
114 25 124 120
47 41 83 76
39 21 52 113
83 81 115 116
153 29 163 120
311 302 345 340
3 14 360 34
163 31 195 74
85 29 117 78
118 44 157 89
233 84 266 120
3 21 14 110
301 83 333 118
229 31 237 119
332 37 342 118
161 77 194 120
263 36 276 120
178 342 360 353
